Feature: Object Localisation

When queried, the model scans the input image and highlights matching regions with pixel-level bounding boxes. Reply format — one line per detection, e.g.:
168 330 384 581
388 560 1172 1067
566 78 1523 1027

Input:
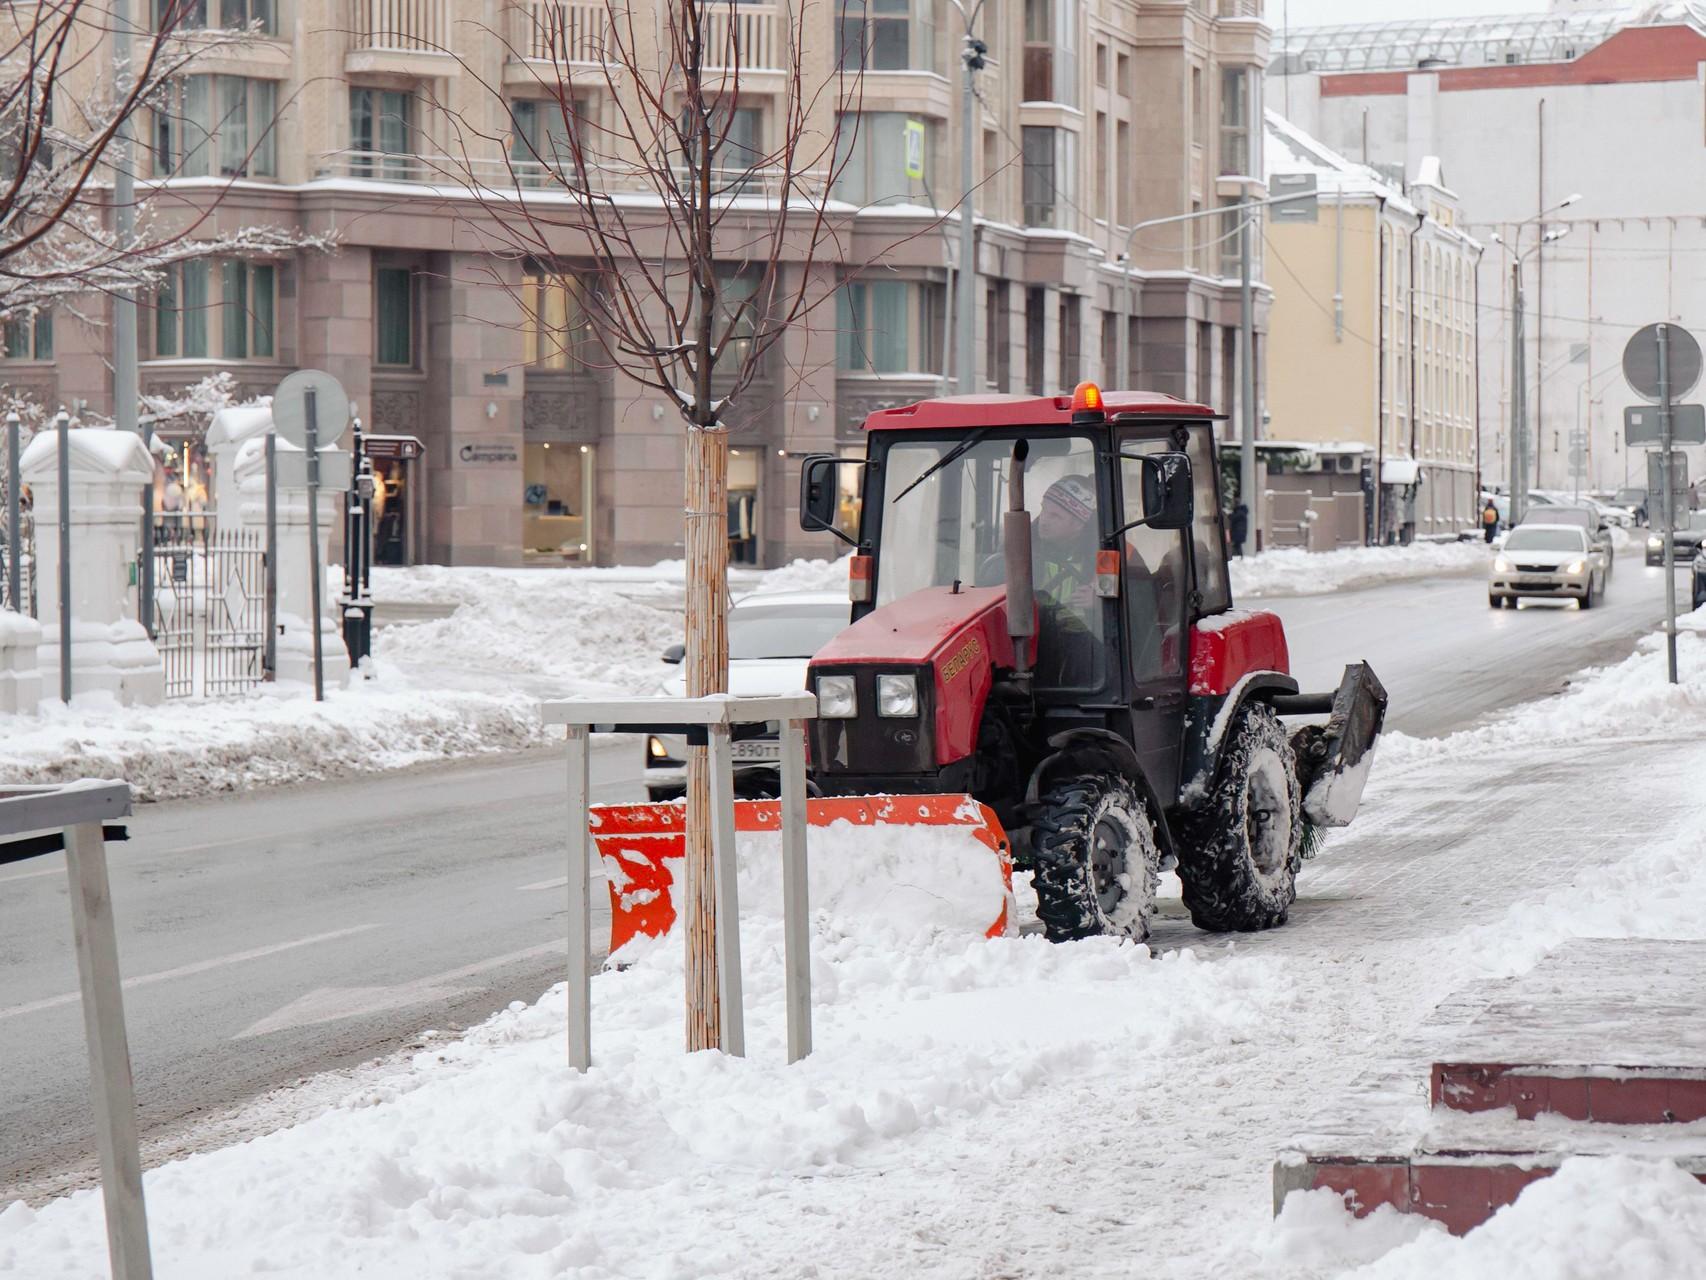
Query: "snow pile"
0 907 1293 1278
1231 540 1489 600
0 555 852 801
1267 1158 1706 1280
1383 612 1706 768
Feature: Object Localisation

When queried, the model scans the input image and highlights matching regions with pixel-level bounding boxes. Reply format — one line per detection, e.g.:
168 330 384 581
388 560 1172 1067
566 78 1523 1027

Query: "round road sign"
1622 323 1702 403
271 369 352 450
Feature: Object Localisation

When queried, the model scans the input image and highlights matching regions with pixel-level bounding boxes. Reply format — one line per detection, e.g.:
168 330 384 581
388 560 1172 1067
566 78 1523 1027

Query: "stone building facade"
4 0 1274 567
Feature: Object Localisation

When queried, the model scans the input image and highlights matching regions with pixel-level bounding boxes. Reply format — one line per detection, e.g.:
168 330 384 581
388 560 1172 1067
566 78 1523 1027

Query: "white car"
1489 524 1608 610
645 590 850 800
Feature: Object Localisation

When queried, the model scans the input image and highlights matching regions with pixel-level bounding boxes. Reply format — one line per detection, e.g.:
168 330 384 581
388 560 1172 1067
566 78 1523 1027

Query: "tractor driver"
1033 474 1101 685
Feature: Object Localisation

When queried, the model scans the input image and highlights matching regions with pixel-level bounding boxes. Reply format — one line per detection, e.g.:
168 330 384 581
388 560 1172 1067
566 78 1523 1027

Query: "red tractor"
795 383 1386 941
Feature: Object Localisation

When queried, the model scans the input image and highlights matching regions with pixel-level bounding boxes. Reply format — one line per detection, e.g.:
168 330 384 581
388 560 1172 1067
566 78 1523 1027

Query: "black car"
1647 511 1706 566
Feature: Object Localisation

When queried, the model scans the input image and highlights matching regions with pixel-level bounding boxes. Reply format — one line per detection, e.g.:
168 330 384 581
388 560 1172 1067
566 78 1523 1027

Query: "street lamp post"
948 1 987 395
1488 193 1579 526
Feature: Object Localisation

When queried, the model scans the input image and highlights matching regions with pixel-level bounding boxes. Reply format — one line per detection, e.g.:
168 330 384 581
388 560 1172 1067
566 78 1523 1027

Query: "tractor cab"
798 386 1230 810
797 384 1387 944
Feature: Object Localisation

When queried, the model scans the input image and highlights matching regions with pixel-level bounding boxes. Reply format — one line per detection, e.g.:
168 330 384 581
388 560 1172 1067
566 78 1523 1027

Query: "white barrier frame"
0 780 151 1280
540 692 817 1070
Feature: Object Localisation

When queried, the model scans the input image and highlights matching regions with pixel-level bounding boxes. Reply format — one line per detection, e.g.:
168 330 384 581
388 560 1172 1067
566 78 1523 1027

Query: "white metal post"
64 820 154 1280
779 716 812 1063
564 725 592 1071
705 724 745 1057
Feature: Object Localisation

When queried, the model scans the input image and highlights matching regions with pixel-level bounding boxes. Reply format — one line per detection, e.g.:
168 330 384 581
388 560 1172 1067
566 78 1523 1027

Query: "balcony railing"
513 0 782 68
356 0 447 51
313 149 826 200
517 0 612 62
702 3 783 71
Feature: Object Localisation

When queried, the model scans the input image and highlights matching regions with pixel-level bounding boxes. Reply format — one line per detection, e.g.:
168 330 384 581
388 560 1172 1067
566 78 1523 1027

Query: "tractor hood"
809 585 1019 769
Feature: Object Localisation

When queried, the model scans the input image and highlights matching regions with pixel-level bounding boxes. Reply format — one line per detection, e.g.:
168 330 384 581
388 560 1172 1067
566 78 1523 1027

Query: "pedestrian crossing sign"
904 120 925 180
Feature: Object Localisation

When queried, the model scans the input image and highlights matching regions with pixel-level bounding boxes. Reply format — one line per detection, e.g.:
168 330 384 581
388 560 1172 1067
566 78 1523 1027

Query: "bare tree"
0 0 332 324
434 0 939 1050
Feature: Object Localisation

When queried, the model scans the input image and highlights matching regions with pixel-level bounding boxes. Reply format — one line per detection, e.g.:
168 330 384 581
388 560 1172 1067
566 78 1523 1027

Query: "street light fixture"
1488 208 1580 523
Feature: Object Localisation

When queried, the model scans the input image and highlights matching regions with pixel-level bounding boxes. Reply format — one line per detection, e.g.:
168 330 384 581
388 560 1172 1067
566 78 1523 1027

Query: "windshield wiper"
889 428 995 505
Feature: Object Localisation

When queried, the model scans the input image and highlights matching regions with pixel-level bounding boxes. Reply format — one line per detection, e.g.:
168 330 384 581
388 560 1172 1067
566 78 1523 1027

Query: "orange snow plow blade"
589 794 1013 953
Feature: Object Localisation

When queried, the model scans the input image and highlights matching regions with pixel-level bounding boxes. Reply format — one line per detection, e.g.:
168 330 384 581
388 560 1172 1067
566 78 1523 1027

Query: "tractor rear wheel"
1030 772 1161 943
1177 704 1303 933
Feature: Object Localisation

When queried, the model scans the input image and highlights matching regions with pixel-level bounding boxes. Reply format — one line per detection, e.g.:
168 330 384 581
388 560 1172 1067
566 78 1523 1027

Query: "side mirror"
799 453 845 539
1141 451 1193 530
660 643 685 665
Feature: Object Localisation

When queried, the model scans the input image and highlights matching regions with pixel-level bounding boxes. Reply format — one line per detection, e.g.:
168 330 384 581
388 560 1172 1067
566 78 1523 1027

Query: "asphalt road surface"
0 550 1676 1203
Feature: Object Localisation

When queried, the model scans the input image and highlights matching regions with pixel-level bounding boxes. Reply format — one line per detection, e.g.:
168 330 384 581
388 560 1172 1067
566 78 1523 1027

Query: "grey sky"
1274 0 1550 32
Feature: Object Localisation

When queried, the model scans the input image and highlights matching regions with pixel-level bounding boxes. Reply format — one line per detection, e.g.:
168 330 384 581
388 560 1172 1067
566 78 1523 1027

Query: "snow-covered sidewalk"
6 620 1706 1277
1229 539 1491 600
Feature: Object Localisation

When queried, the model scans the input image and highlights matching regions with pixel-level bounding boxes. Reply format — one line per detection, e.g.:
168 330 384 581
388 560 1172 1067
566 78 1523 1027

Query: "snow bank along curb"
0 557 849 802
1229 539 1489 600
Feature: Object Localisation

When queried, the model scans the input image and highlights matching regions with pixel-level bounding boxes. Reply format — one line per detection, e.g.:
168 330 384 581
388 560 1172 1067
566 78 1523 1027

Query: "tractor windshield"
878 433 1104 689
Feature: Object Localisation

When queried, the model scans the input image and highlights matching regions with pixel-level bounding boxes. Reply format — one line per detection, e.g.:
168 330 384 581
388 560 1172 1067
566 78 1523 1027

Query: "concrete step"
1275 939 1706 1234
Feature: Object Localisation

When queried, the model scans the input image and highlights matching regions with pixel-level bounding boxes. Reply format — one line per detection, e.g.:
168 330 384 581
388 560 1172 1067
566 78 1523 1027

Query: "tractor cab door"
1116 432 1190 801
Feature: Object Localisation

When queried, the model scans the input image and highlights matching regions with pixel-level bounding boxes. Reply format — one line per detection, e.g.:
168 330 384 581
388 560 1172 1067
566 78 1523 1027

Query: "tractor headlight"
816 674 857 718
1564 559 1585 575
876 673 919 718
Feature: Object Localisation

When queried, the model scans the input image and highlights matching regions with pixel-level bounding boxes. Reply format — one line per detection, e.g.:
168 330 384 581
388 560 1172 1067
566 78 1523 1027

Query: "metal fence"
146 514 268 699
0 502 33 617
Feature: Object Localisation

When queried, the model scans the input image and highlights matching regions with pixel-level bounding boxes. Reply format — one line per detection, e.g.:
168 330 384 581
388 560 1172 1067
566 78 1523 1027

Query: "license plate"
731 740 776 761
1516 576 1554 586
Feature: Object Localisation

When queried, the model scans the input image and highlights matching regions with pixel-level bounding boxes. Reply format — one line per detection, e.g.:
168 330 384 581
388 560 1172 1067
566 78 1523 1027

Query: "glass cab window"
1117 437 1187 684
875 432 1103 690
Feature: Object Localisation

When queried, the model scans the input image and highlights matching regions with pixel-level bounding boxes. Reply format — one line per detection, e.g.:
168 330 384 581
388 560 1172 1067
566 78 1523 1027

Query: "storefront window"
524 441 594 562
729 447 760 565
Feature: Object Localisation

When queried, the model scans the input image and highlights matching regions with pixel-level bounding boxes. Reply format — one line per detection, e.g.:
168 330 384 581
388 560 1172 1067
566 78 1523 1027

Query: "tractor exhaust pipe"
1004 440 1034 678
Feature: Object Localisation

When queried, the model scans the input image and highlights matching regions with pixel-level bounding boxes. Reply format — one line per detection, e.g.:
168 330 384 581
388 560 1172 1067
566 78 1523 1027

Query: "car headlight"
1649 537 1663 550
647 735 669 760
1493 556 1511 573
876 673 919 718
1564 559 1585 575
816 674 857 718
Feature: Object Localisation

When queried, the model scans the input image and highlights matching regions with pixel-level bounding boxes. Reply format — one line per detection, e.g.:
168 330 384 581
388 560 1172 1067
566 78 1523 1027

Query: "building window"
1094 43 1107 88
524 266 596 369
349 88 414 177
153 76 278 178
1191 66 1205 147
1 311 52 361
833 112 934 206
1115 120 1132 225
1022 0 1077 102
986 279 1010 392
1022 126 1074 228
837 0 934 72
375 266 416 367
1093 112 1107 221
1057 294 1081 389
1116 51 1131 98
1219 66 1250 176
150 260 275 359
510 98 582 185
836 279 943 375
1025 286 1045 395
157 0 276 36
524 442 594 563
682 102 763 192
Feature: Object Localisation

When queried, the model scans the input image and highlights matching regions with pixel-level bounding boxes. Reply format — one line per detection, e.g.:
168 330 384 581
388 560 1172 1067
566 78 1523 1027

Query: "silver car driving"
1490 525 1608 609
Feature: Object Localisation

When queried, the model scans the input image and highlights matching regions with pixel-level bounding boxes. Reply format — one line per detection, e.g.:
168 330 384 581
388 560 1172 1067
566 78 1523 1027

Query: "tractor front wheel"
1177 704 1303 933
1031 772 1161 943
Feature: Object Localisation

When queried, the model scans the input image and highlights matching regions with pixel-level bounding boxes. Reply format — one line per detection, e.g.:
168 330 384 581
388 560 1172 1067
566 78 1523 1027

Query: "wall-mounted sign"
458 440 519 465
